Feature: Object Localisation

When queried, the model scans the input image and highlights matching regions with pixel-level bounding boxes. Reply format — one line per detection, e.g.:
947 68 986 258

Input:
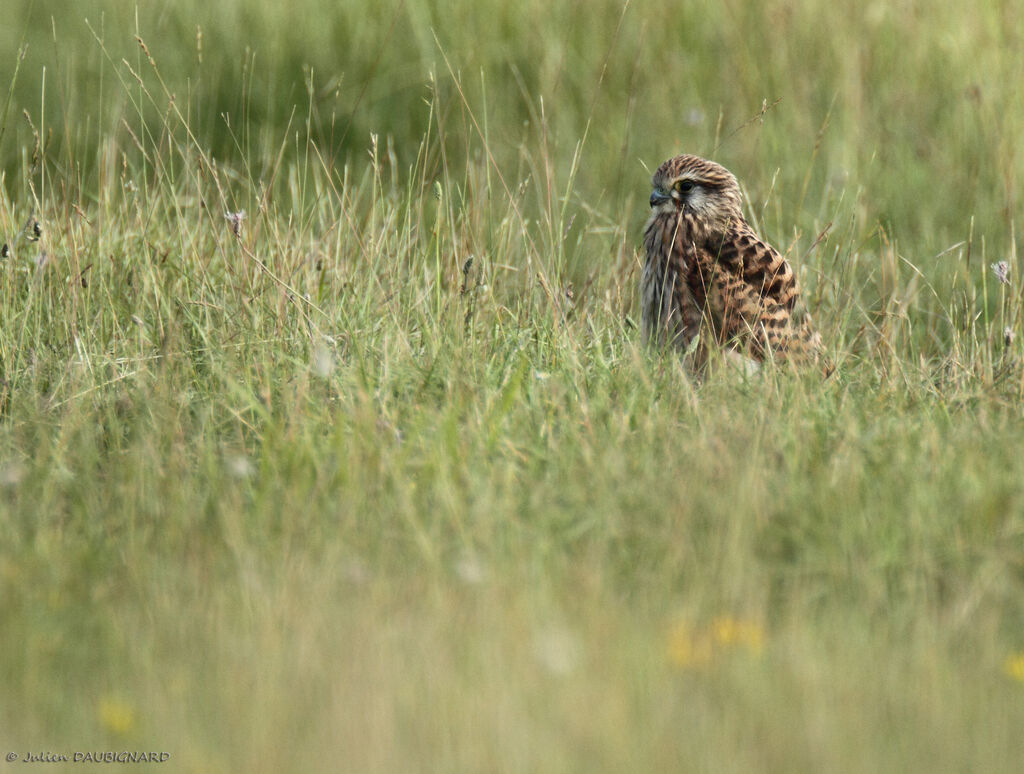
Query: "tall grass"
1 1 1023 772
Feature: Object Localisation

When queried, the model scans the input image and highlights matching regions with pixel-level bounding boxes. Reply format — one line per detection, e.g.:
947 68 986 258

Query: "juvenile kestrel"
641 154 823 371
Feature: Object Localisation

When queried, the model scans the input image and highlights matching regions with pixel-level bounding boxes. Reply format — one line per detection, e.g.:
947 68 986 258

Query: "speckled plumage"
641 154 823 371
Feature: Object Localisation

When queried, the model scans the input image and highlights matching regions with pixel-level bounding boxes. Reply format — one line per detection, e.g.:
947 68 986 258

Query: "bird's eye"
674 180 695 195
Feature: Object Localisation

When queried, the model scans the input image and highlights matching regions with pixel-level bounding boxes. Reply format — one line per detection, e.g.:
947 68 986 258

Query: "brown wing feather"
693 223 820 363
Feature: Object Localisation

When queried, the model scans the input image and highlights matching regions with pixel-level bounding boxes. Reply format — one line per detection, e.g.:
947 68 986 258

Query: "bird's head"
649 154 743 233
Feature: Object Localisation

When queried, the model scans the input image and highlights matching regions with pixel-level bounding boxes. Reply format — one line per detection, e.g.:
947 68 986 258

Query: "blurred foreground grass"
1 1 1023 772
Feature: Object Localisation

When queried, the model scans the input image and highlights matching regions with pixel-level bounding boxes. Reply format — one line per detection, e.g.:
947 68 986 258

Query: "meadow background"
1 0 1023 771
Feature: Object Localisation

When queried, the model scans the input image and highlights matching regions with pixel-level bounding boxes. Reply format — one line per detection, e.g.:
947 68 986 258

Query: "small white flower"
533 625 582 676
226 454 255 479
454 554 487 585
343 558 370 585
0 462 26 487
311 341 334 378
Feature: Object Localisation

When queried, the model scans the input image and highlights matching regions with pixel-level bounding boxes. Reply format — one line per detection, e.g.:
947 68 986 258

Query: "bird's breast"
643 212 698 273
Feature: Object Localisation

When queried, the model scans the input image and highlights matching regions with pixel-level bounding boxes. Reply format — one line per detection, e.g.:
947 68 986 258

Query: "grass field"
2 1 1024 771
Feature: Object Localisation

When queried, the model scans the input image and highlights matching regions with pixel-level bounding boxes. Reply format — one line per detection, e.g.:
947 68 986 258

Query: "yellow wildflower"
711 616 764 656
668 616 765 669
98 696 136 736
1004 652 1024 682
667 622 713 669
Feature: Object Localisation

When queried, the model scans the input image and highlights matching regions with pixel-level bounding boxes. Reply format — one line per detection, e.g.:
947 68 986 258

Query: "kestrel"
641 154 824 372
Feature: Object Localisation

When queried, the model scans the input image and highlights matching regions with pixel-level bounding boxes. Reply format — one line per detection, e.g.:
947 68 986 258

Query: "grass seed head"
991 261 1011 285
225 210 246 237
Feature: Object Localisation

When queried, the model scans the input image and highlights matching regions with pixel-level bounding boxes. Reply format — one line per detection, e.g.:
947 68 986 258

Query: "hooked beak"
649 189 671 208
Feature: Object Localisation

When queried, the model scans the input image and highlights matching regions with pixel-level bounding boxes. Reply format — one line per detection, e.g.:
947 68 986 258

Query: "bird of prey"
641 154 824 372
